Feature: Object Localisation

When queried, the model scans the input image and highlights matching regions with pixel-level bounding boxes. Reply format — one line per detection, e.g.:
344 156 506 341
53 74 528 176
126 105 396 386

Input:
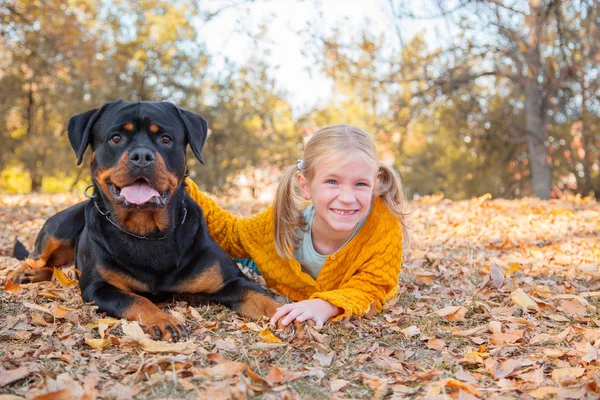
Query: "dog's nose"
128 147 155 168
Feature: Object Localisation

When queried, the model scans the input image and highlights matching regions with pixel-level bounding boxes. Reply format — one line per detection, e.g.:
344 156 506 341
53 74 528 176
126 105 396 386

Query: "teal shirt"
294 204 368 279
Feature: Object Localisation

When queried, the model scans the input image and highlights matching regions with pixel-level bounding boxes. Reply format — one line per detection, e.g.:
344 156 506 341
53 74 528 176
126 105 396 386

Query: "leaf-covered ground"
1 193 599 399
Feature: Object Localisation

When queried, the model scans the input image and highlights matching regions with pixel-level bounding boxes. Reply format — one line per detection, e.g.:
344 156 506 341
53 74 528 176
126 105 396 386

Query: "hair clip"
296 159 303 170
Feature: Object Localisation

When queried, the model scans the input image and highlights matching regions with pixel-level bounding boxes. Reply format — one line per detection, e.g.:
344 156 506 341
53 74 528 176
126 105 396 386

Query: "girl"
186 124 407 328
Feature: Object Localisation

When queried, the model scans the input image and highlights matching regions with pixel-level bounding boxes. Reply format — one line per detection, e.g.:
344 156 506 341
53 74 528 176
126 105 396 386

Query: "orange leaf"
85 338 112 349
435 306 467 321
4 280 23 293
53 268 77 287
443 378 482 397
259 328 282 343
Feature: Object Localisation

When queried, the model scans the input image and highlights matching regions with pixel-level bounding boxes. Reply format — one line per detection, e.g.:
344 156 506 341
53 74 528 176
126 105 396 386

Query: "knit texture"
185 178 403 319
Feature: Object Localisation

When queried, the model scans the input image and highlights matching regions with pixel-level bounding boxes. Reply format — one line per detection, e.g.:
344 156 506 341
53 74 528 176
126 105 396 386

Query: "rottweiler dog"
8 100 282 341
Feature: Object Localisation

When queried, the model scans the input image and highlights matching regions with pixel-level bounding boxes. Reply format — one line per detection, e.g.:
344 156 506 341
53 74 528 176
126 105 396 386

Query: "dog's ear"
68 101 116 165
176 107 207 164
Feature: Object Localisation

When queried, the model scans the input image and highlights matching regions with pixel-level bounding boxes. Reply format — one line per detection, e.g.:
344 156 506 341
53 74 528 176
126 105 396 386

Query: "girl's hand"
270 299 342 329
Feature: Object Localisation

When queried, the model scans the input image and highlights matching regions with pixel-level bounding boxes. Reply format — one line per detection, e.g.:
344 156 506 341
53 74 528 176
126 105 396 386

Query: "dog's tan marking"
97 265 151 293
237 291 282 319
123 123 134 132
149 124 159 133
171 263 225 294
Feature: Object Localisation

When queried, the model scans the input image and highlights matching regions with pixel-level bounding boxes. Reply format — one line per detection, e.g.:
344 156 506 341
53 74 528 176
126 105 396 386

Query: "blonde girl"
186 124 407 328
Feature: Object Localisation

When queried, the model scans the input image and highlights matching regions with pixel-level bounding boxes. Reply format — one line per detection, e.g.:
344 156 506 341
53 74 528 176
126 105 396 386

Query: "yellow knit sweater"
185 178 403 319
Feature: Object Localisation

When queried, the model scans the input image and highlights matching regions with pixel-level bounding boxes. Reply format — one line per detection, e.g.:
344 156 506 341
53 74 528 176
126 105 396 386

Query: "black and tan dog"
9 100 282 341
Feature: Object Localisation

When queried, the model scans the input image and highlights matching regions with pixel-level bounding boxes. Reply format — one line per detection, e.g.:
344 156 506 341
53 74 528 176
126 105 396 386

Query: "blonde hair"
273 124 408 259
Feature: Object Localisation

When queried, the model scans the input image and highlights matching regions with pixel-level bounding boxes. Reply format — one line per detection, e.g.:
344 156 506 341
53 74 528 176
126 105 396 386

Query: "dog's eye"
160 135 172 144
110 134 122 144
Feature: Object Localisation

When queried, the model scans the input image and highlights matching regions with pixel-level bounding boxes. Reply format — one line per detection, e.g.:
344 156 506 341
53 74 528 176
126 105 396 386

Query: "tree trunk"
30 173 42 192
524 82 551 199
523 0 551 199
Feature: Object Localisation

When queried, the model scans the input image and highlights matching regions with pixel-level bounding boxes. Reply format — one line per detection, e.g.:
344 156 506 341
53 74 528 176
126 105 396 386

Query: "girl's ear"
297 174 311 200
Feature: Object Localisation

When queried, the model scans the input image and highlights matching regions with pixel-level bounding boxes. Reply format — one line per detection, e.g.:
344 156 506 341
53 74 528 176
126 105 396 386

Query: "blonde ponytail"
273 164 305 259
376 163 410 246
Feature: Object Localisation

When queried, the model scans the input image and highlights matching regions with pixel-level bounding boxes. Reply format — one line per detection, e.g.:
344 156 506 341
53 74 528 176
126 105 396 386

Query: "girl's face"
298 153 377 236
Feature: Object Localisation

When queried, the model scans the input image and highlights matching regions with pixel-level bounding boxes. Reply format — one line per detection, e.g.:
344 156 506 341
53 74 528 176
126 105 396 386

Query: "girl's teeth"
332 209 355 215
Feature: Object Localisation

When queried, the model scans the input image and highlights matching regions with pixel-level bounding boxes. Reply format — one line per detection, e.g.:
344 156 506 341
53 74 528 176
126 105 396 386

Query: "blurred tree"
195 60 299 195
0 0 104 191
306 0 599 199
0 0 212 192
386 0 599 199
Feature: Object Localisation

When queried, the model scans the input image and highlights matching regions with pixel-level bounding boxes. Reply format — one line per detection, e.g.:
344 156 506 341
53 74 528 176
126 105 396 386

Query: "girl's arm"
273 227 403 326
185 178 260 258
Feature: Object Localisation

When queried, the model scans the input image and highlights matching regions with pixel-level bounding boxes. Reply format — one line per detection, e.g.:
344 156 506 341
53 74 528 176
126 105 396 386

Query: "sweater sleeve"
309 227 403 319
184 178 254 258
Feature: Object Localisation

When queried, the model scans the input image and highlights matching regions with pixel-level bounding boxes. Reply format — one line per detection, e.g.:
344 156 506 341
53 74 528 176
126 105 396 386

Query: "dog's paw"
142 312 189 342
7 266 54 284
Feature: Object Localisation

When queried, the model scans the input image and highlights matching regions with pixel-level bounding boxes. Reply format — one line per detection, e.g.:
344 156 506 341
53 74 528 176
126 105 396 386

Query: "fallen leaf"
265 366 304 385
259 327 283 344
452 325 488 337
489 263 505 288
426 339 446 351
528 386 559 399
551 367 585 383
85 338 112 350
510 288 539 311
0 366 32 387
313 351 334 367
330 378 349 392
121 321 187 353
435 306 467 321
3 280 23 293
53 268 77 287
400 325 421 338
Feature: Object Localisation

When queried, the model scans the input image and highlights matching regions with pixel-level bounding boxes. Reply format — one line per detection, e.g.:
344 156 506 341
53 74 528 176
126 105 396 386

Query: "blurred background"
0 0 598 200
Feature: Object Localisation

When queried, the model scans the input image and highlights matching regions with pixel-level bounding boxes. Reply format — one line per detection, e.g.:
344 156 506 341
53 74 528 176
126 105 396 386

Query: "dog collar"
86 184 187 240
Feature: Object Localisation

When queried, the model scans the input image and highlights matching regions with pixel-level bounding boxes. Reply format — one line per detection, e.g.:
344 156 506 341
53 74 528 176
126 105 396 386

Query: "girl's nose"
338 186 356 203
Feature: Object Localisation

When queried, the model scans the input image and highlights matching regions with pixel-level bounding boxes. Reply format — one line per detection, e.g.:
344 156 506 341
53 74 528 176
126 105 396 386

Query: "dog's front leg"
82 279 188 342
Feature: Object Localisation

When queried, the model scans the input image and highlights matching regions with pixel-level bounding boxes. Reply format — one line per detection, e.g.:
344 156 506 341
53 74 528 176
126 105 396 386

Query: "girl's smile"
298 153 377 254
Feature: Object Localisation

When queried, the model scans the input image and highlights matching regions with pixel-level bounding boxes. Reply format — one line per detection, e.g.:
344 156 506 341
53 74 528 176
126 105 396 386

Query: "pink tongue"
120 183 160 204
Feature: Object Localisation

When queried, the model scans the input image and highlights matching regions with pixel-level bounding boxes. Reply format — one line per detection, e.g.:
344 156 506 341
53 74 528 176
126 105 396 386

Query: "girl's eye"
160 135 172 144
110 134 122 144
356 182 368 187
326 179 337 185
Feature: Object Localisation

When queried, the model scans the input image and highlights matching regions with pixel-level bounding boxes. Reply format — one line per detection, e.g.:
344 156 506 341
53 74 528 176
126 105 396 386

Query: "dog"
8 100 283 342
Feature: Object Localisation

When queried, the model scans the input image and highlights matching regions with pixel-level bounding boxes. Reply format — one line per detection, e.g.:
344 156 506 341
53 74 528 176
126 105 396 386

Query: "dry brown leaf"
510 288 540 311
426 338 446 351
0 366 32 388
528 386 559 399
551 367 585 383
313 351 334 367
85 337 112 350
400 325 421 338
489 263 505 288
452 325 488 337
214 338 237 352
435 305 467 321
3 280 23 293
330 378 350 392
490 329 524 345
121 321 187 353
373 355 404 372
443 378 482 397
52 268 77 287
259 327 283 343
265 366 304 385
412 269 434 286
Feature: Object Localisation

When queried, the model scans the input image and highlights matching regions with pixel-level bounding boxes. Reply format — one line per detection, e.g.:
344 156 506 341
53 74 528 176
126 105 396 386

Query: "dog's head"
68 101 207 228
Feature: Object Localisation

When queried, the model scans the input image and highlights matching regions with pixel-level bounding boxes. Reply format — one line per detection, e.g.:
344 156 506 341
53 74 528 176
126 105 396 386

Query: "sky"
198 0 441 116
